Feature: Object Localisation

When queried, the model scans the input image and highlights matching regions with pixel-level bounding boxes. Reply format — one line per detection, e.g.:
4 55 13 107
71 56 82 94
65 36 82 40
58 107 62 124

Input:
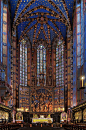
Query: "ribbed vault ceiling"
10 0 74 44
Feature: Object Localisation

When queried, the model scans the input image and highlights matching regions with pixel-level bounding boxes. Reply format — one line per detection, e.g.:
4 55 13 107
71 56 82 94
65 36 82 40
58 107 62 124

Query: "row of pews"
63 123 86 130
0 123 21 130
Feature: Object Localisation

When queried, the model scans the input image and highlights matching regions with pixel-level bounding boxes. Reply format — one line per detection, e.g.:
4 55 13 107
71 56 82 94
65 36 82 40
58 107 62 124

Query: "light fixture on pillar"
80 76 85 89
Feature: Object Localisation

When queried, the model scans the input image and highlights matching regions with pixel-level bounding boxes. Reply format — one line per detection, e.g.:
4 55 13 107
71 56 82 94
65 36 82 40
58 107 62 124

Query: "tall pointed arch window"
56 40 64 87
56 40 64 111
20 40 27 86
37 45 46 86
76 4 81 68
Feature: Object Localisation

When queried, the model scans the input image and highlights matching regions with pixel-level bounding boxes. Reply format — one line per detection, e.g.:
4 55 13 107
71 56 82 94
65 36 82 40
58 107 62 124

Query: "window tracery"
37 45 46 86
55 40 64 111
20 40 27 86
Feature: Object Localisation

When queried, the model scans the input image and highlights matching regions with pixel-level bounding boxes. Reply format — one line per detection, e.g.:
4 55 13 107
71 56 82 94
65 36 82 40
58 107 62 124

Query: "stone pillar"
67 28 73 123
27 45 31 86
11 28 17 122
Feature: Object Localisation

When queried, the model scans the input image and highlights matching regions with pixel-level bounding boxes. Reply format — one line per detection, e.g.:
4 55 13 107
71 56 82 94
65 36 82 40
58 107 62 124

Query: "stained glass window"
77 5 81 68
1 0 3 63
3 6 7 66
81 0 84 66
20 40 27 86
56 40 64 111
37 45 46 86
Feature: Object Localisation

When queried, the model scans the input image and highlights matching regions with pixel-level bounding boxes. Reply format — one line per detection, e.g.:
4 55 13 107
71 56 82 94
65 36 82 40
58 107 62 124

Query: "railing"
63 124 86 130
1 123 86 130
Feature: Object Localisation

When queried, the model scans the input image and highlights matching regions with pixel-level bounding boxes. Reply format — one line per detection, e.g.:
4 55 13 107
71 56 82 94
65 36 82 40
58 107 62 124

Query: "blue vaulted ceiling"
10 0 74 44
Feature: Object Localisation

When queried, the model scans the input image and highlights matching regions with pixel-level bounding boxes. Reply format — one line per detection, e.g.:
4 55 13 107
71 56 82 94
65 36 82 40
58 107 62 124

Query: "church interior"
0 0 86 129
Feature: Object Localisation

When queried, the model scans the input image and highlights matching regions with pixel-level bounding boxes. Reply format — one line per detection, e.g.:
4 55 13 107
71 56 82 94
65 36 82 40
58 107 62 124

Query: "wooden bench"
9 123 20 130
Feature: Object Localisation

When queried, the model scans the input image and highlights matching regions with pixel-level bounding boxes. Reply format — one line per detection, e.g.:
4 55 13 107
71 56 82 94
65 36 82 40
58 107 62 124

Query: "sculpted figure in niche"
31 89 52 112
